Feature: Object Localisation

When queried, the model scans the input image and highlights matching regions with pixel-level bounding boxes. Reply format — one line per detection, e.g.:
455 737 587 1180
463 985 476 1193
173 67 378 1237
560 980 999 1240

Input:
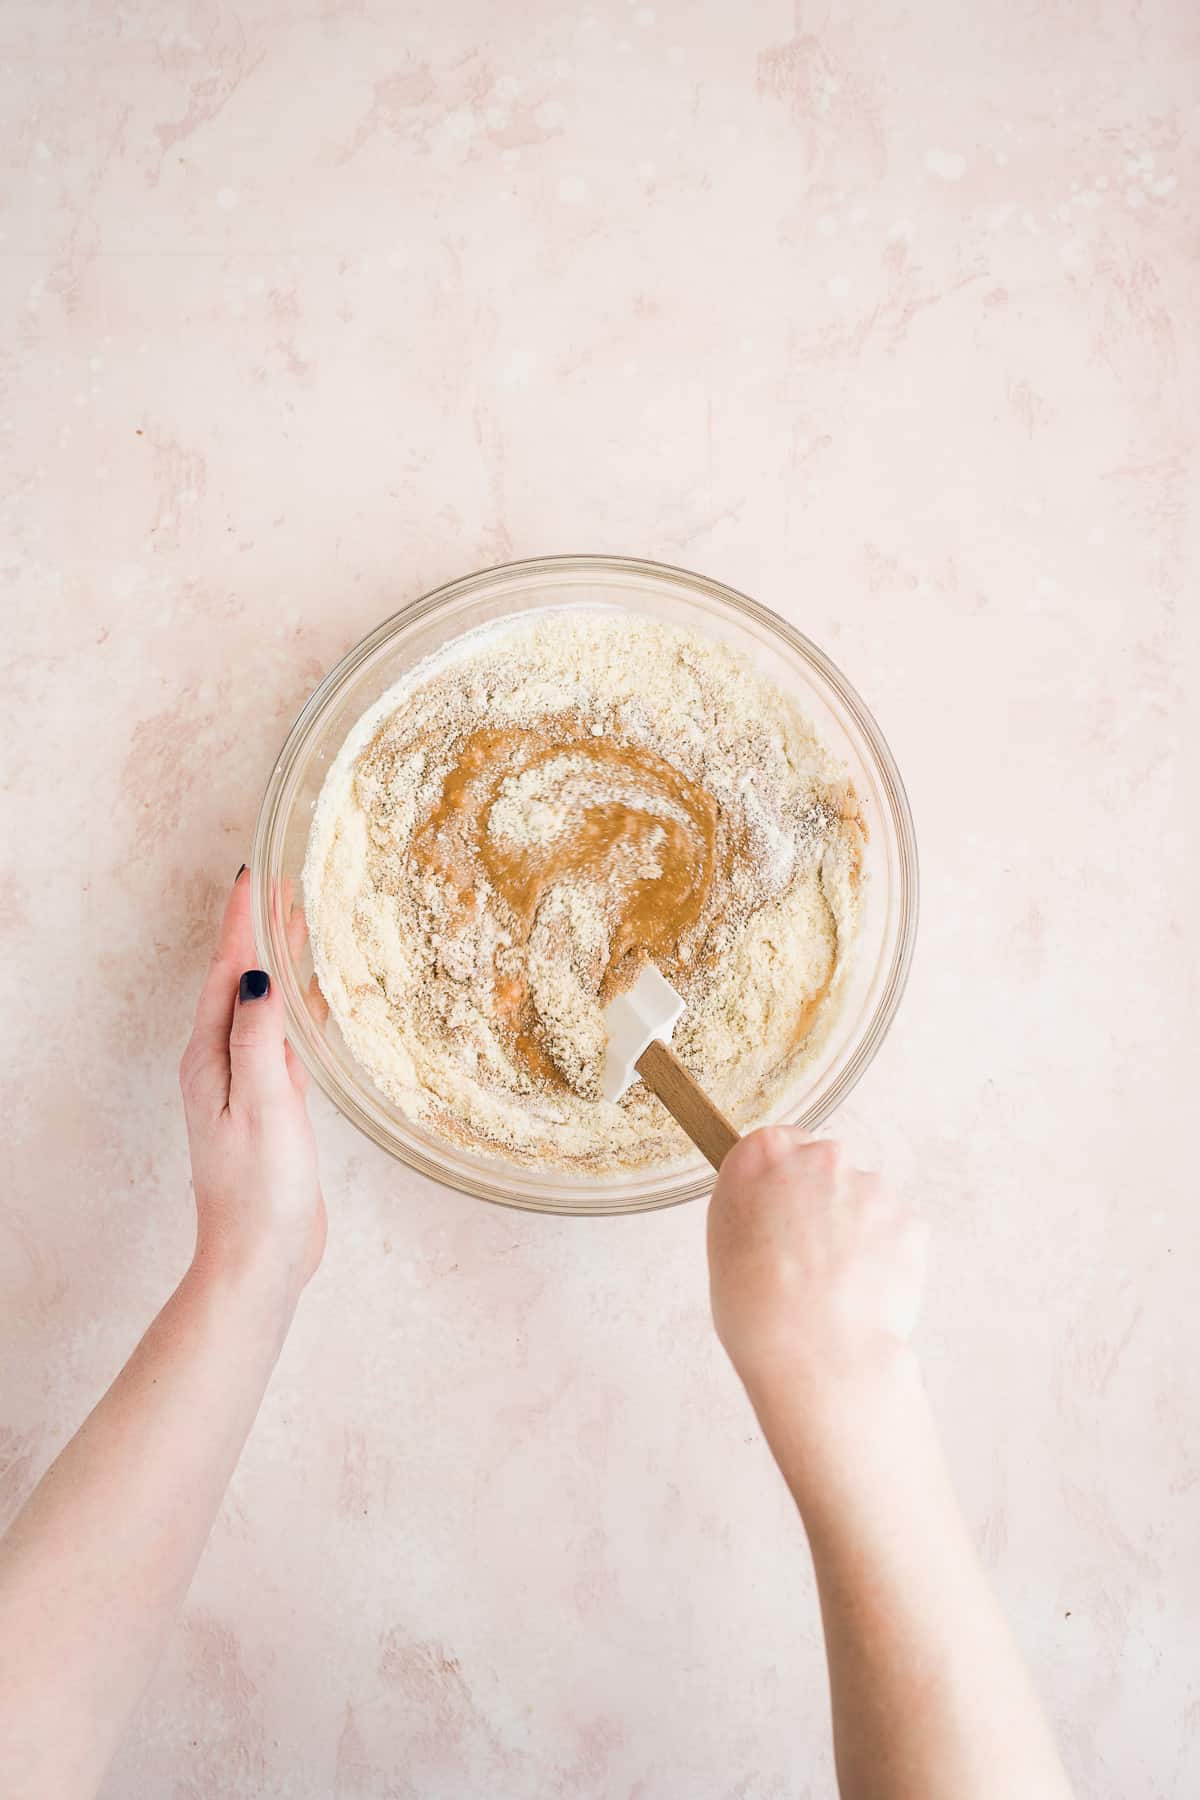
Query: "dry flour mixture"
303 609 864 1171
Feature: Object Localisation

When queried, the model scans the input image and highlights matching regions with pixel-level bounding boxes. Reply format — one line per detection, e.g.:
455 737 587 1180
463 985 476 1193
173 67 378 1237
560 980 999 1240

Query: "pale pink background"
3 1 1198 1795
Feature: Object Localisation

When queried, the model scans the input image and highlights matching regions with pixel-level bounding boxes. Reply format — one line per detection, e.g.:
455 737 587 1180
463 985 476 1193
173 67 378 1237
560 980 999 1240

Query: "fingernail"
239 970 270 1003
234 863 247 882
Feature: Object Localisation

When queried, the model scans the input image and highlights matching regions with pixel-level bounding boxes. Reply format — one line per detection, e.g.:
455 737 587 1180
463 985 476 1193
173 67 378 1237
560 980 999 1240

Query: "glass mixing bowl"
251 555 918 1215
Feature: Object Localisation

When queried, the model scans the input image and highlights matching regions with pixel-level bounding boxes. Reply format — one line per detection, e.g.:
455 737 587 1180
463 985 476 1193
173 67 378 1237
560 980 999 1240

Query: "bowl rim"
252 552 919 1215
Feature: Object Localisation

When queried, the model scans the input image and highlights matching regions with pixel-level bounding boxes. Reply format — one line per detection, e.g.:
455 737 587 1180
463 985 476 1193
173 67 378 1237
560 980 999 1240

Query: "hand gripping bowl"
251 555 918 1215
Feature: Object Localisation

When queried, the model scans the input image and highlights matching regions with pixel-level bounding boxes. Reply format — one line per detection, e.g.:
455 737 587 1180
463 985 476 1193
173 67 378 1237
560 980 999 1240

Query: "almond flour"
303 608 864 1172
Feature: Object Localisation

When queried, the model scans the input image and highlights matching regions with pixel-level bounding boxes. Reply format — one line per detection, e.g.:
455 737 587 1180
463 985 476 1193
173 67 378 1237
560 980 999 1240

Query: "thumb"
228 969 292 1111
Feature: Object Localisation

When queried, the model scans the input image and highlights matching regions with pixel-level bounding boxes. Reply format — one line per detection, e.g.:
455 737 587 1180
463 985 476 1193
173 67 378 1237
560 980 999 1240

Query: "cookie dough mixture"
303 608 864 1171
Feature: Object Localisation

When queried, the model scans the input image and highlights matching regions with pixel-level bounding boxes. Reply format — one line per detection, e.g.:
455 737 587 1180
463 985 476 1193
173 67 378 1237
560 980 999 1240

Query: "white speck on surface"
1036 575 1059 598
34 140 52 161
500 348 536 387
216 186 238 209
827 274 850 298
925 148 966 181
817 214 836 236
558 175 588 204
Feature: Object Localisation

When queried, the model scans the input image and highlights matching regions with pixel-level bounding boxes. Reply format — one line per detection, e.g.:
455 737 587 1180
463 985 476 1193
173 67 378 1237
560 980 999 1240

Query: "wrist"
742 1331 919 1417
743 1340 927 1516
186 1236 301 1347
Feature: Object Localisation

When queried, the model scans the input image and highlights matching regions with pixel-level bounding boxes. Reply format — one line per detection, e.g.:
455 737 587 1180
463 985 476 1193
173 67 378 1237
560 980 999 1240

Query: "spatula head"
600 964 685 1103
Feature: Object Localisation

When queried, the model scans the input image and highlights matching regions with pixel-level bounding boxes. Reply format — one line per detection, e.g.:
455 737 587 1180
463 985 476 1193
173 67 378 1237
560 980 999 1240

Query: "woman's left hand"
178 867 326 1304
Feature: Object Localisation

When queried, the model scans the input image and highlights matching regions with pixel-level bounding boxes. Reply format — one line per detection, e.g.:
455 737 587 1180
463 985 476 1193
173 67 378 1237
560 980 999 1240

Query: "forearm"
0 1250 296 1800
750 1352 1072 1800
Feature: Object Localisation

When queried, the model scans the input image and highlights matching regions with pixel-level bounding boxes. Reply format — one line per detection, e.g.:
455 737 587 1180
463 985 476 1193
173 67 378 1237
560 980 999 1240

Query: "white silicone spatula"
601 964 740 1172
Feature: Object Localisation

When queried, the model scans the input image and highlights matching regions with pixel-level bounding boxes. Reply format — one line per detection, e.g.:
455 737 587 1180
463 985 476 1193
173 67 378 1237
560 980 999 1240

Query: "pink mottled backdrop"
2 1 1198 1795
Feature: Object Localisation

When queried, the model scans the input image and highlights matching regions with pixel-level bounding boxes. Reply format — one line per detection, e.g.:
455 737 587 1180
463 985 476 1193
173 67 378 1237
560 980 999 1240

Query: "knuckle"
862 1181 895 1225
727 1124 810 1184
748 1125 797 1168
808 1138 841 1176
718 1129 780 1188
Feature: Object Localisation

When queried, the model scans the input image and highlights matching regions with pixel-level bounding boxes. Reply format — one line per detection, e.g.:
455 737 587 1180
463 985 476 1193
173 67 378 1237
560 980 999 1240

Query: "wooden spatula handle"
634 1039 740 1172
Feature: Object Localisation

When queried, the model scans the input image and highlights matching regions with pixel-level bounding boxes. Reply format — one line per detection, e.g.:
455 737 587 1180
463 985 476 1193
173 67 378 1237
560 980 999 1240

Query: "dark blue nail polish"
239 970 270 1003
234 862 247 882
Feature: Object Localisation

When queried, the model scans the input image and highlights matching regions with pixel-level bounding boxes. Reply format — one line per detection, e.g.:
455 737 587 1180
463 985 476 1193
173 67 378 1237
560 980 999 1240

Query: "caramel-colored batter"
396 721 723 1088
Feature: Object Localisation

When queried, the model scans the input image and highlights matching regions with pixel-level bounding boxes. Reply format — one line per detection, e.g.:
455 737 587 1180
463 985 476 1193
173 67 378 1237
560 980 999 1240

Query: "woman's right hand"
707 1129 1075 1800
707 1126 928 1419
